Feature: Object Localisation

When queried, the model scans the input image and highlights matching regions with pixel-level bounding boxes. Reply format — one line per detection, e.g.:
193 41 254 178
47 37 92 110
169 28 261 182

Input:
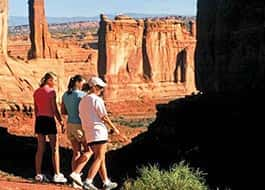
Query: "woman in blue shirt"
61 75 92 189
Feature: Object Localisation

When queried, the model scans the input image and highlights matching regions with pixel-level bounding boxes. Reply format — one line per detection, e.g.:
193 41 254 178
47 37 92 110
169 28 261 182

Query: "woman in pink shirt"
33 72 67 183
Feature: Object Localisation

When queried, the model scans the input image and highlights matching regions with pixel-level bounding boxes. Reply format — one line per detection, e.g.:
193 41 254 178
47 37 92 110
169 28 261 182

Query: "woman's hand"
112 127 120 135
110 128 128 142
102 115 128 142
59 120 65 133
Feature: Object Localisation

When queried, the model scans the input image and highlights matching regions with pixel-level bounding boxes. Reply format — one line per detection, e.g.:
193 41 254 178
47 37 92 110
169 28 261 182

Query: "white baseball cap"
89 77 107 87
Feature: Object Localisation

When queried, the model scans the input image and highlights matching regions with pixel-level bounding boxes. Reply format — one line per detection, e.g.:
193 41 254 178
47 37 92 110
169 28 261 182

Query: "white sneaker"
70 172 83 186
83 181 99 190
53 173 67 183
73 181 83 189
35 174 49 182
103 181 118 190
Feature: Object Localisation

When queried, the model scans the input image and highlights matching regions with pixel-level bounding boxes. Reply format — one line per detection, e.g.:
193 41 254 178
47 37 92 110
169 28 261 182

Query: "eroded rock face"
98 15 144 84
196 0 265 93
28 0 56 59
0 58 65 110
0 0 8 56
144 19 196 85
98 15 196 101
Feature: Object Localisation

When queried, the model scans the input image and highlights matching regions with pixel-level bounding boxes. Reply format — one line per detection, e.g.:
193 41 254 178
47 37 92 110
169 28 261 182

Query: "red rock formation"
98 14 144 84
28 0 56 59
98 15 196 101
143 19 196 84
8 41 31 61
0 57 65 109
0 0 8 57
8 36 98 66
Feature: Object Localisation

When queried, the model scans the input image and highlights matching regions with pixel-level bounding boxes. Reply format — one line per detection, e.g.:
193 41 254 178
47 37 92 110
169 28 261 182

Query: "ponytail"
67 74 83 95
40 72 56 87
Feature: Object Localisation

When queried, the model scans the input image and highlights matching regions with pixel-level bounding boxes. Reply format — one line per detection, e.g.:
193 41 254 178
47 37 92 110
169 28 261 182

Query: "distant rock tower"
28 0 56 59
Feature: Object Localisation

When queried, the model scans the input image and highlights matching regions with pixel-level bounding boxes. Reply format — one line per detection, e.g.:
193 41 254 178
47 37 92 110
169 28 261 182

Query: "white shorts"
83 124 108 144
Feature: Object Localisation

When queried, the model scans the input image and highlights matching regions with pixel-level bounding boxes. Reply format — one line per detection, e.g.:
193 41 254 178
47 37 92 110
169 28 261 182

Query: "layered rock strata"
98 15 197 101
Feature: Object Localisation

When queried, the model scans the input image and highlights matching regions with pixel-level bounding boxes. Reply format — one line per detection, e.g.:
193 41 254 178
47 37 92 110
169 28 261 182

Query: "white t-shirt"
79 93 108 143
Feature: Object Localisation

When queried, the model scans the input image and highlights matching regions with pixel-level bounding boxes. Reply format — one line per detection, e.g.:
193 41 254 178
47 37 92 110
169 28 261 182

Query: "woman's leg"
35 134 46 175
99 157 108 182
71 140 93 173
70 139 81 171
86 143 107 181
48 134 60 174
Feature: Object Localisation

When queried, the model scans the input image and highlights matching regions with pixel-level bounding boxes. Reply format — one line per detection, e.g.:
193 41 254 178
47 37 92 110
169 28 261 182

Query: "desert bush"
122 162 208 190
112 117 155 128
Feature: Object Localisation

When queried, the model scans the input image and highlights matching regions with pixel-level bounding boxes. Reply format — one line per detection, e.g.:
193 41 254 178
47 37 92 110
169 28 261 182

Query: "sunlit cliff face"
0 0 8 55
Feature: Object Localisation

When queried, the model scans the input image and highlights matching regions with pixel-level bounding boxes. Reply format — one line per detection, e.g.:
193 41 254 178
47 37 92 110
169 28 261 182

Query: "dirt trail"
0 180 74 190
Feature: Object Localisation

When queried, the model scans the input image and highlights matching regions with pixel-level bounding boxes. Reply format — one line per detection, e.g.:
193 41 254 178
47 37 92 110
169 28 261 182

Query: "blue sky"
9 0 197 17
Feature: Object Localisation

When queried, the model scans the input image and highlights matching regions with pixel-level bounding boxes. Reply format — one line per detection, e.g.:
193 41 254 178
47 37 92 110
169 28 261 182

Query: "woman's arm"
101 115 120 135
102 115 128 142
61 99 68 115
34 101 38 116
51 94 65 132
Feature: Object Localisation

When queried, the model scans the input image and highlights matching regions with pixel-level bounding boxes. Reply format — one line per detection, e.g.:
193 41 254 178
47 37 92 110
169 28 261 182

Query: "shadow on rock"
106 91 264 189
0 127 72 179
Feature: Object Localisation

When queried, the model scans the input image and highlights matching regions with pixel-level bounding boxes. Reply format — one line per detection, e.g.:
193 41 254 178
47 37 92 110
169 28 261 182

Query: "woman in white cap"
77 76 120 190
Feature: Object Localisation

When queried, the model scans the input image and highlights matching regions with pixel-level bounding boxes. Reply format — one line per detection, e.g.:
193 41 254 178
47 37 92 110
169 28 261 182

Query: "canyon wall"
144 19 196 91
98 15 196 101
0 0 8 56
196 0 265 93
28 0 56 59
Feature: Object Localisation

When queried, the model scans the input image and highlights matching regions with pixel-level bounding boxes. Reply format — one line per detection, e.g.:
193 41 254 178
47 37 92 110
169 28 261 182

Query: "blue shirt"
62 90 86 124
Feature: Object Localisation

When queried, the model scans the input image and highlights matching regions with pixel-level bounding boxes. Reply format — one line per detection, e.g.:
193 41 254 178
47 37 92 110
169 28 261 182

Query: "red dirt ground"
0 170 74 189
0 180 74 190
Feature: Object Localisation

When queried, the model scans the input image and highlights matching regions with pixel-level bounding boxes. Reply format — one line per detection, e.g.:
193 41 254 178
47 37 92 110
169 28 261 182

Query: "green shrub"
122 162 208 190
112 117 155 128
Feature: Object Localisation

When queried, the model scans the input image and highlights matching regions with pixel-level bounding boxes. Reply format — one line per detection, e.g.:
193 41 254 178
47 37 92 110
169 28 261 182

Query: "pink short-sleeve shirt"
33 85 56 117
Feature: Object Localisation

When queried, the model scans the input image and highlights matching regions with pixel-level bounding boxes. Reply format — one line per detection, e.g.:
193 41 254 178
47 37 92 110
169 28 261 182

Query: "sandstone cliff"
98 14 144 84
0 0 8 56
0 58 65 107
98 15 196 101
196 0 265 92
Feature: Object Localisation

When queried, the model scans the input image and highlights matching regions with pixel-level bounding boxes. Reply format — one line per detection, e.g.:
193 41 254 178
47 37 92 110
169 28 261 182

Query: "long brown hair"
67 74 84 95
39 72 57 87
